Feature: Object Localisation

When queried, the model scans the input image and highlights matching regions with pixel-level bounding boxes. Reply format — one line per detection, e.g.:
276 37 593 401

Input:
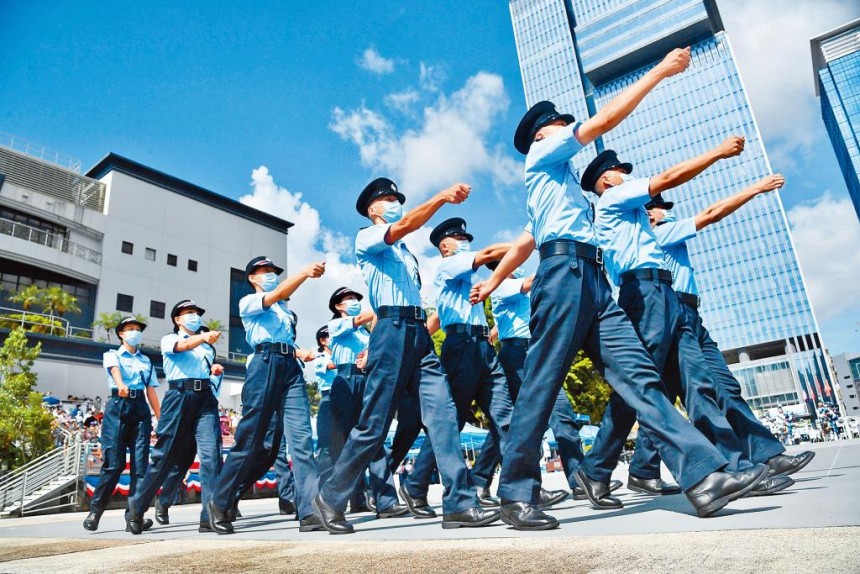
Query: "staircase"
0 441 88 517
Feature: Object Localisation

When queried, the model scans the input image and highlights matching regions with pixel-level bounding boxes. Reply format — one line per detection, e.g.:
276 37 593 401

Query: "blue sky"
2 0 859 354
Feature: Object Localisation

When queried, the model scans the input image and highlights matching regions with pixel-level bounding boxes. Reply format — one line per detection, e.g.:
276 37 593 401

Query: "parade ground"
0 441 857 573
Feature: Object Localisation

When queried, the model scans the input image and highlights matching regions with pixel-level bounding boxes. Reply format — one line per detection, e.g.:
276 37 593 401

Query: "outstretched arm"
470 231 536 304
386 184 471 244
649 136 745 196
576 48 692 145
695 174 784 231
473 243 512 269
263 262 326 308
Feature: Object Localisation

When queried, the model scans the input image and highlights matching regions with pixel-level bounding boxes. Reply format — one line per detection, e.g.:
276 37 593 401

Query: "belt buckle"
412 307 423 321
481 326 489 338
595 247 604 266
193 379 203 391
128 389 138 399
279 342 290 355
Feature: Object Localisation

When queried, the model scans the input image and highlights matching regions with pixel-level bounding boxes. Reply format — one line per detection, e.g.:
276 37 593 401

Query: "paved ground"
0 441 858 572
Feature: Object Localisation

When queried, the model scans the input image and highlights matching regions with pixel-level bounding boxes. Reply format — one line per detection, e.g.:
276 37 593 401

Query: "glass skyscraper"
509 0 834 414
812 19 860 223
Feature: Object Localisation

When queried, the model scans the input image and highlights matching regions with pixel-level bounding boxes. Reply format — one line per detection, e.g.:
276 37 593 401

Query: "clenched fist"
656 47 692 78
203 330 221 345
753 174 785 194
439 183 471 205
304 262 326 279
717 136 745 159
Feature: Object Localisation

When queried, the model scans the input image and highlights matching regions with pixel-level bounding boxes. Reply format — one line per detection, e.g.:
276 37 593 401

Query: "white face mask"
620 173 634 183
181 313 202 332
451 239 471 254
660 210 677 224
122 330 142 347
343 299 362 316
256 272 279 292
376 201 403 223
512 267 526 279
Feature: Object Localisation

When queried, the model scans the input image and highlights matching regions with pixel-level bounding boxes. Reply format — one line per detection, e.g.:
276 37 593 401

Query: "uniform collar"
117 345 142 357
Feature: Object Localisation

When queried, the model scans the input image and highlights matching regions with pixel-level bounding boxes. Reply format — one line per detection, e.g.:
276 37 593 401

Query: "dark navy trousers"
629 296 785 476
584 276 751 485
130 388 222 522
325 368 399 511
212 351 318 519
472 340 585 491
319 315 475 514
90 395 152 513
406 333 513 499
388 394 424 472
157 437 197 508
497 249 728 503
238 418 297 504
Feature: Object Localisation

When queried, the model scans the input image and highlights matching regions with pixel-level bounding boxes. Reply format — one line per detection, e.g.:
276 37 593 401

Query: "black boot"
500 501 559 531
82 509 102 531
398 482 437 519
312 494 355 534
478 487 500 508
745 473 794 497
766 451 815 476
536 488 569 509
575 469 622 510
441 506 501 529
208 500 235 534
279 498 296 515
154 499 170 525
126 507 144 535
685 464 768 518
299 513 326 532
225 498 241 523
573 479 622 500
627 475 682 495
199 520 213 533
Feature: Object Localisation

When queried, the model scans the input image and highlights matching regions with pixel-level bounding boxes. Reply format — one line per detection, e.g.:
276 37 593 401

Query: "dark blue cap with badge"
355 177 406 217
245 256 285 285
315 325 329 343
430 217 474 247
329 286 364 314
170 299 206 333
580 149 633 192
514 101 576 155
114 316 147 337
644 194 674 211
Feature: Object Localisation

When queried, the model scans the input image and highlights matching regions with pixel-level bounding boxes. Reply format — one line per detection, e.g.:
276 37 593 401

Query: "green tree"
0 328 54 470
562 351 612 424
9 284 41 312
306 382 321 416
92 311 123 343
7 285 80 336
204 318 225 331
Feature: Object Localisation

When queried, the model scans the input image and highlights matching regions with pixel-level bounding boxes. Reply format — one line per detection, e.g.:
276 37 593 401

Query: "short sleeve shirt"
433 252 487 329
238 292 296 347
161 332 214 381
490 278 531 340
355 224 422 310
103 346 157 391
654 217 699 295
328 317 370 365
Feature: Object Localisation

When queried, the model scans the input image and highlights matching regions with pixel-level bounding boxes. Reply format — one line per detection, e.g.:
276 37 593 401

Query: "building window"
0 205 70 249
150 300 165 319
116 293 133 312
145 248 156 261
229 267 254 355
188 259 198 272
167 254 177 266
121 241 134 255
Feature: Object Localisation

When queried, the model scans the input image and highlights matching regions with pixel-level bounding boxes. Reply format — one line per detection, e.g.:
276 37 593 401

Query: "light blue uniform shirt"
654 216 699 296
594 177 666 287
490 278 531 340
314 351 336 392
328 317 370 365
238 292 296 347
355 224 422 310
525 121 596 247
103 346 157 391
161 332 214 381
434 252 487 329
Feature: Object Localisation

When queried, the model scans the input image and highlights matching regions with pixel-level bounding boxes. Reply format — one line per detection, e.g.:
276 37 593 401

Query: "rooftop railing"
0 217 102 264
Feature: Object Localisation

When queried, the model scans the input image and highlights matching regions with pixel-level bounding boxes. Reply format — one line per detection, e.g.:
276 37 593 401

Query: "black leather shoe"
83 510 101 531
500 501 559 531
299 514 326 532
536 487 568 509
627 475 682 495
766 451 815 476
199 521 213 533
155 500 170 525
479 488 500 508
399 482 437 519
225 498 241 523
350 502 372 514
745 473 794 497
441 506 500 529
377 503 409 518
367 490 377 513
208 500 235 534
575 469 622 510
279 499 296 515
313 494 354 534
573 479 622 500
126 508 144 535
685 463 768 518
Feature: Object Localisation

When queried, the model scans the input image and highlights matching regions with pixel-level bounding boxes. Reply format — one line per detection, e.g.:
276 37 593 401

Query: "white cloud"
238 166 365 349
419 62 445 93
358 47 395 75
720 0 860 158
384 88 421 114
330 71 523 203
787 193 860 322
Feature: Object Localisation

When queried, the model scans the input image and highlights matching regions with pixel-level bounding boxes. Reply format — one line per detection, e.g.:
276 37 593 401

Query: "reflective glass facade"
510 0 833 411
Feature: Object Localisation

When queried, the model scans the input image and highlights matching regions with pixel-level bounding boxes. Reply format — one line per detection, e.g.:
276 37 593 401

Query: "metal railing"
0 441 89 517
0 132 82 172
0 217 102 264
228 351 248 363
0 306 95 340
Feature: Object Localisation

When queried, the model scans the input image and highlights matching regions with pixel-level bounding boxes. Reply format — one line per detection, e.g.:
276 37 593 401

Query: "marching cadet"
313 325 338 502
471 261 622 504
126 300 224 534
313 177 500 533
327 287 407 518
208 256 326 534
577 142 793 509
628 176 815 484
84 317 160 532
471 46 767 530
398 218 524 517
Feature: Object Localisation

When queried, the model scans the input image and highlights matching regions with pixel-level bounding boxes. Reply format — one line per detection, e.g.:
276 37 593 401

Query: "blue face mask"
181 313 202 332
660 210 677 224
257 272 280 292
454 239 471 253
620 173 634 183
378 201 403 223
343 299 362 316
122 330 142 347
512 267 526 279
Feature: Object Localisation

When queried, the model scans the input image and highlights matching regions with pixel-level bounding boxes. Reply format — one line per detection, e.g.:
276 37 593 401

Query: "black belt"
169 378 211 392
538 240 603 265
677 292 700 309
500 337 529 348
255 342 296 356
377 305 426 321
336 364 364 375
111 389 145 399
445 324 490 338
620 268 673 285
